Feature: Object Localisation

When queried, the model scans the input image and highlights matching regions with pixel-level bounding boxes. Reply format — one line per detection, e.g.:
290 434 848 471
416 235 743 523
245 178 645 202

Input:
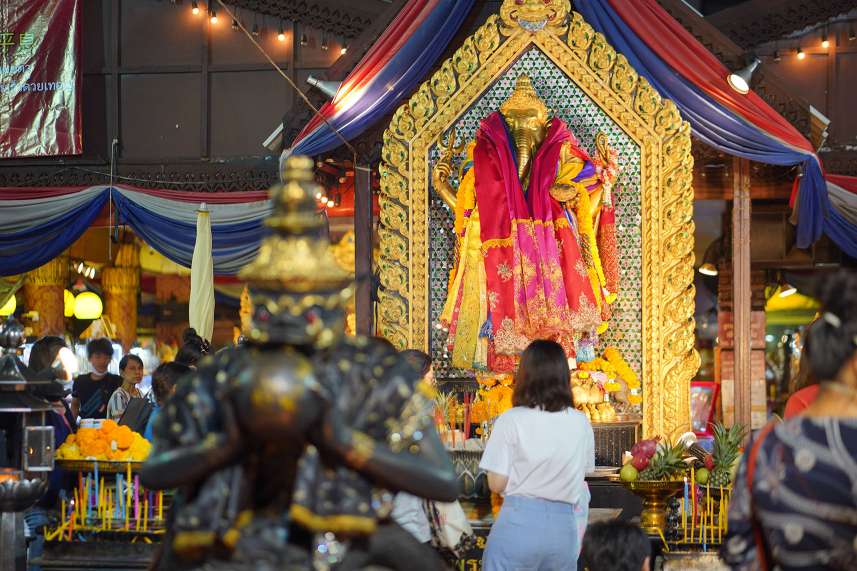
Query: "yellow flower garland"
603 346 641 390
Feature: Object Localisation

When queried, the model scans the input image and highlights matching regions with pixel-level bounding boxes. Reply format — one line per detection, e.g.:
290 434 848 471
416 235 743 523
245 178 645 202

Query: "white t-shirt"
479 406 594 505
391 493 431 543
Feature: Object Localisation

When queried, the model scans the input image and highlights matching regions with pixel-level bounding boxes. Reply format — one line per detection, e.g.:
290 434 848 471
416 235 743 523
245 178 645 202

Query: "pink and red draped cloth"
447 112 616 371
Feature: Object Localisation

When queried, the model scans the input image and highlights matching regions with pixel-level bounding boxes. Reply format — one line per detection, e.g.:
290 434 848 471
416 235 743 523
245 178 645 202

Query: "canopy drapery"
576 0 857 258
0 186 270 276
286 0 474 158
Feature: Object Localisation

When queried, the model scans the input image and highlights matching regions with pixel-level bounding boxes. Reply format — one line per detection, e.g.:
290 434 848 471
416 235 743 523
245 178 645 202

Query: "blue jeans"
482 495 581 571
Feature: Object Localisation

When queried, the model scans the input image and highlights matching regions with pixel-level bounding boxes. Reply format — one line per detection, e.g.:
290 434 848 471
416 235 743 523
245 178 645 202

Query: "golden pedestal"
623 480 683 535
24 256 68 336
102 244 140 350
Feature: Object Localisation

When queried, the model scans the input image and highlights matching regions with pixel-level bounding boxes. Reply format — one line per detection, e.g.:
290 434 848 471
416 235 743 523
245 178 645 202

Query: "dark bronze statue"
140 156 457 570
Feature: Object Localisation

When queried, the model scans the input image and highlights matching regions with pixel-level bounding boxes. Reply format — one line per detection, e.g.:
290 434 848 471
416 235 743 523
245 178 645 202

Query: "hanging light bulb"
0 295 16 317
209 8 218 24
74 291 103 320
773 50 781 62
278 21 285 42
821 29 830 49
340 42 348 55
232 17 239 31
796 47 805 60
321 33 329 50
191 0 199 15
64 289 75 317
252 21 260 36
300 32 308 47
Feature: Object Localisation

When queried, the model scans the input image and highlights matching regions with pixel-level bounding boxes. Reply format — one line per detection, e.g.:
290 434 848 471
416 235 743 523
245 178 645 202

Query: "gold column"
24 256 69 337
102 243 140 351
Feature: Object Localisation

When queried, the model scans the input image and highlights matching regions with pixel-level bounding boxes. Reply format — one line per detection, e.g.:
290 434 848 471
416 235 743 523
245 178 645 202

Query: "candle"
134 475 140 525
683 477 688 542
143 497 149 531
158 491 163 521
690 467 696 539
61 498 66 527
94 461 99 517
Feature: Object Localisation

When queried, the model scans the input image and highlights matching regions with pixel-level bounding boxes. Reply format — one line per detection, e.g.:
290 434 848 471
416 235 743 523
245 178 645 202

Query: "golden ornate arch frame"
377 0 698 437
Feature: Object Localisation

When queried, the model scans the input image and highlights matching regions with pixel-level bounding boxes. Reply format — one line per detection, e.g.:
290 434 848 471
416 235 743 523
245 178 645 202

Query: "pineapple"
640 440 687 481
710 422 746 487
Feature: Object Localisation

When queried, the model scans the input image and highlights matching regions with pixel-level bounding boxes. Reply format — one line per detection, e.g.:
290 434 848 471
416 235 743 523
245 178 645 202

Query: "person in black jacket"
70 338 122 420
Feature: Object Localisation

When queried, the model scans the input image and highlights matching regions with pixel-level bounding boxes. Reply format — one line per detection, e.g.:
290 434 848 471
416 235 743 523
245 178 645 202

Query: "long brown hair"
512 340 573 412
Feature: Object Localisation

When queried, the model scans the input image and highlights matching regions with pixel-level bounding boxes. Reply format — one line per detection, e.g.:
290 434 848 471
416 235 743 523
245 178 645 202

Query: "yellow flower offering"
56 421 152 462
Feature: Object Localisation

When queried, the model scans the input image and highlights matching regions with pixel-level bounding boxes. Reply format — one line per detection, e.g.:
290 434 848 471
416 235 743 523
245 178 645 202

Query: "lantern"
0 295 15 317
63 289 75 317
0 319 55 571
73 291 103 320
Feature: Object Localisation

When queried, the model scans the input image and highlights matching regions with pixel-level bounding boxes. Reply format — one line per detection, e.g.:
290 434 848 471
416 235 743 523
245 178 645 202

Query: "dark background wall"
0 0 362 190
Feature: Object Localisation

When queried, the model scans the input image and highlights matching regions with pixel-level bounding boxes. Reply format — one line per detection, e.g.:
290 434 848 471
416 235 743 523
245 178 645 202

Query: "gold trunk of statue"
500 75 549 181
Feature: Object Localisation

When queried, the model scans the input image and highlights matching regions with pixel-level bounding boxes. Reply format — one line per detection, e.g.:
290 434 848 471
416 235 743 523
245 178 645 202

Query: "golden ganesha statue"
433 74 621 372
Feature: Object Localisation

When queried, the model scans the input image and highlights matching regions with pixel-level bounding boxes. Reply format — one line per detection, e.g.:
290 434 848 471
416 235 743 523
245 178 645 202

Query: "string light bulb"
796 47 805 60
209 8 217 24
300 33 308 47
340 42 348 55
278 21 285 42
321 34 329 50
773 50 781 62
849 23 856 41
252 22 259 36
191 0 199 15
232 18 239 31
821 30 829 49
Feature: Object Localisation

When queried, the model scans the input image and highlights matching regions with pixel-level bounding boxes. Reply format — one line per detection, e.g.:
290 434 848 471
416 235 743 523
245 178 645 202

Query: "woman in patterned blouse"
723 270 857 570
106 354 146 421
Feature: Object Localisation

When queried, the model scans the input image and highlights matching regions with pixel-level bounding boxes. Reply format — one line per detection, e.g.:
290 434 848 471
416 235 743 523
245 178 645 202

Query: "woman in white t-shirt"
480 340 595 571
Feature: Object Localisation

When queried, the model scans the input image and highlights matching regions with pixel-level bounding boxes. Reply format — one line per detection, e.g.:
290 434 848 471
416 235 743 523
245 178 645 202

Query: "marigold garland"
603 346 641 390
56 419 151 462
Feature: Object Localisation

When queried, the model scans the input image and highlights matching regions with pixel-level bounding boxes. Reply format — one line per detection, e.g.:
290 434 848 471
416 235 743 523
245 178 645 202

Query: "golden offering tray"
622 479 684 536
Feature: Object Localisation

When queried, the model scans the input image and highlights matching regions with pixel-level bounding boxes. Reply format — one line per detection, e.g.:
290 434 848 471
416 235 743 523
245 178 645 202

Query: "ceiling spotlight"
209 9 217 23
340 42 348 55
278 21 285 42
191 0 199 15
698 263 718 277
796 47 806 60
300 33 308 47
727 57 760 94
777 274 797 298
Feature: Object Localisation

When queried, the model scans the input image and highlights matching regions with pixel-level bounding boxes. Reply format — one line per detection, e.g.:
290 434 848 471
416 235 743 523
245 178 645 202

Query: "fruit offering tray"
56 460 145 473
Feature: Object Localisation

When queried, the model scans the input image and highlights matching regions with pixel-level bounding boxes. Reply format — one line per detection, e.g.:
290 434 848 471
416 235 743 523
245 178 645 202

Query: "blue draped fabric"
0 190 108 275
289 0 474 157
111 192 266 276
0 188 268 276
576 0 830 251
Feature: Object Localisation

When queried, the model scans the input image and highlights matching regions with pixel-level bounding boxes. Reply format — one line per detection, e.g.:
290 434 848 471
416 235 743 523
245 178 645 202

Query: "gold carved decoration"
378 0 697 437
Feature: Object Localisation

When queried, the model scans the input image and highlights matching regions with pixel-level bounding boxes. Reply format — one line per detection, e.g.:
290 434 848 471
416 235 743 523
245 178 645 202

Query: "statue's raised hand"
432 127 465 210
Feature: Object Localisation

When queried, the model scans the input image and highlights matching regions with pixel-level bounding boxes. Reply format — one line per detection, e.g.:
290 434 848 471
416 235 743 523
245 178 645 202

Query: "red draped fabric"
604 0 814 154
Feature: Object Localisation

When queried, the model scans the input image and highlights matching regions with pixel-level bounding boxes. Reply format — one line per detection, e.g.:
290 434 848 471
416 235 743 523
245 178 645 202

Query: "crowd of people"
14 270 857 570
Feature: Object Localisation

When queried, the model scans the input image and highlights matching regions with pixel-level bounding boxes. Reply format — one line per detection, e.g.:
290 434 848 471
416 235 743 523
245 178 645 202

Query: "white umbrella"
189 202 214 342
